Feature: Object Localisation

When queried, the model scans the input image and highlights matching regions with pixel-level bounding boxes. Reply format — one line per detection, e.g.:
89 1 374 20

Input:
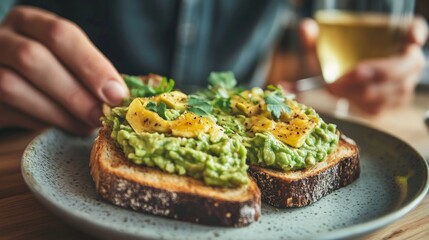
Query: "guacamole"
210 112 338 171
104 73 339 188
197 72 339 171
246 122 338 171
104 105 249 188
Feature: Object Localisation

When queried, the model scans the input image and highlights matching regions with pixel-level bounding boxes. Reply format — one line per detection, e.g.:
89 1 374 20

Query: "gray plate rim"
21 117 429 240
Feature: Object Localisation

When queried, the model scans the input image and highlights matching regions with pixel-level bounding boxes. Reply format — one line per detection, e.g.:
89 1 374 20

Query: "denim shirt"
1 0 290 88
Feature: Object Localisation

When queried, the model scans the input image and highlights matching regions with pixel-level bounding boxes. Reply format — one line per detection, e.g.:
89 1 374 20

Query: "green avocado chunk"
211 112 339 171
103 106 249 188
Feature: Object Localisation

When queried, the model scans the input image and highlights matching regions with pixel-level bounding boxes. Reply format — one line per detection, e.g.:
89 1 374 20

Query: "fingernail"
413 19 428 44
356 65 375 81
90 105 103 127
101 81 128 105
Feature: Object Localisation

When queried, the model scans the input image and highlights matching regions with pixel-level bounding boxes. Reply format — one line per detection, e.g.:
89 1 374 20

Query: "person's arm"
0 6 128 134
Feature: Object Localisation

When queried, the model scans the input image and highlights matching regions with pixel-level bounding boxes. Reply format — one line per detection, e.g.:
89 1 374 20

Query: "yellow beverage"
315 10 407 83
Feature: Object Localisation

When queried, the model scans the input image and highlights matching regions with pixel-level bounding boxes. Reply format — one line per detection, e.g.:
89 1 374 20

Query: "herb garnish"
265 85 291 119
203 71 242 112
188 95 213 117
124 75 174 98
208 71 237 89
146 101 168 120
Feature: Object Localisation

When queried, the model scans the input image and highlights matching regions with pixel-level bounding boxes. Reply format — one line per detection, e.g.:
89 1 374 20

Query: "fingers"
299 18 319 52
330 42 425 88
297 18 322 77
363 73 417 114
328 76 415 114
371 44 424 83
408 16 429 46
304 15 425 115
0 28 104 128
0 104 47 130
3 6 128 106
0 68 93 135
0 6 125 134
327 44 424 114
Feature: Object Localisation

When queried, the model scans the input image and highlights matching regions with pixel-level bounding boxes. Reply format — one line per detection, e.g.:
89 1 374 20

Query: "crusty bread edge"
248 134 360 208
89 126 261 227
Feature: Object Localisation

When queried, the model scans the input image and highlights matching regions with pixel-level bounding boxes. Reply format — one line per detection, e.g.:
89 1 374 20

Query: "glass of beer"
315 0 415 84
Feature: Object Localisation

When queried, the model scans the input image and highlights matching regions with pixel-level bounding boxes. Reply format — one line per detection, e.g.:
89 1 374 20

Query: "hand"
300 17 428 114
0 6 128 134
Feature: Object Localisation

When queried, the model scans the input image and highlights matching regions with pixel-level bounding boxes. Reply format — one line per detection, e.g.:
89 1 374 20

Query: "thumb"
408 16 428 46
298 18 322 78
299 18 319 52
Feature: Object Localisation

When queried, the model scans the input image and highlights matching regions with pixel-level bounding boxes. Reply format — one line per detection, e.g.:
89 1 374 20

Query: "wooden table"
299 88 429 240
1 89 428 240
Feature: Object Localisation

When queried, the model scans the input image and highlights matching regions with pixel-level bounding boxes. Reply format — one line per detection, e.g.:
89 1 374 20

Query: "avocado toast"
90 72 359 227
195 72 360 208
91 74 261 227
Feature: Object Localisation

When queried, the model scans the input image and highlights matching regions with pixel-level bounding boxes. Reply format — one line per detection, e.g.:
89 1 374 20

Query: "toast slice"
90 126 261 227
248 134 360 208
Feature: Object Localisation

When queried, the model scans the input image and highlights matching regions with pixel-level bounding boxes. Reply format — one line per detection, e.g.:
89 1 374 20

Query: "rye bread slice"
90 126 261 227
248 134 360 208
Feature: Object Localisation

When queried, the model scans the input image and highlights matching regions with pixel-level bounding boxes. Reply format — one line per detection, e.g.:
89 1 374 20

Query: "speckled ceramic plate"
22 117 429 240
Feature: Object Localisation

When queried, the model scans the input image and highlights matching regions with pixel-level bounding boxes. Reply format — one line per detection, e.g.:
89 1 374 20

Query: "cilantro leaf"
213 98 231 111
189 107 210 117
188 95 213 116
208 71 237 89
124 75 145 88
266 92 290 119
156 102 168 119
158 77 175 92
145 101 168 120
145 101 158 112
124 75 175 97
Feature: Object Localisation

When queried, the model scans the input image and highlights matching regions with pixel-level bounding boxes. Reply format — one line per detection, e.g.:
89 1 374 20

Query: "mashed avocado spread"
102 73 339 188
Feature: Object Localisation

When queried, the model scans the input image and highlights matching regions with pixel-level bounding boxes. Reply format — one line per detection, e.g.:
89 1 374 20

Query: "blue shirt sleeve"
0 0 16 21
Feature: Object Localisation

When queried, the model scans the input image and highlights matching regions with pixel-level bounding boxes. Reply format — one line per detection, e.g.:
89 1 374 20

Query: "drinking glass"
315 0 415 84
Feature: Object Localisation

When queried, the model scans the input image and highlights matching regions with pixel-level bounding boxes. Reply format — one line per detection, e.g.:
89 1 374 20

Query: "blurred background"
1 0 427 86
266 0 429 87
0 2 428 238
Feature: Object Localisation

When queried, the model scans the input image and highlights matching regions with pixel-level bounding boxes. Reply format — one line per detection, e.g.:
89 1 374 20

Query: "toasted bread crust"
90 126 261 227
91 125 359 225
248 134 360 208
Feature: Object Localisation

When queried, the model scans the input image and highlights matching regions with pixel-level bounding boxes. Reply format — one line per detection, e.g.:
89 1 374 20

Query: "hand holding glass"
315 0 415 84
